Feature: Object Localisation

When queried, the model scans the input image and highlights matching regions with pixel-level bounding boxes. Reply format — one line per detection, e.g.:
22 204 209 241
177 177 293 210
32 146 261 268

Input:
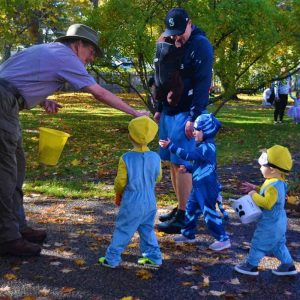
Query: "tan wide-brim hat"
55 23 102 56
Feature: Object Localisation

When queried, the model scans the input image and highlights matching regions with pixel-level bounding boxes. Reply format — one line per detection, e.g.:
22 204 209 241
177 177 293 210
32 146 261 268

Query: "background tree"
0 0 94 61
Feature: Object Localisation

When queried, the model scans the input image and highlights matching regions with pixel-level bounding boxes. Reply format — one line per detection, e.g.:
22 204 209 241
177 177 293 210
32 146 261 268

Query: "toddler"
159 113 231 251
99 116 162 268
287 90 300 124
235 145 297 276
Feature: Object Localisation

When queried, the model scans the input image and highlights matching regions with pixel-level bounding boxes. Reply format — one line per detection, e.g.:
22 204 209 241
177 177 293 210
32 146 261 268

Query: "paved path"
0 161 299 300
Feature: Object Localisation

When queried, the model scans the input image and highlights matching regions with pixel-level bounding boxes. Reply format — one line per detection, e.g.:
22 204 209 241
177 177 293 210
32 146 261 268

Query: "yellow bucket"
38 127 70 166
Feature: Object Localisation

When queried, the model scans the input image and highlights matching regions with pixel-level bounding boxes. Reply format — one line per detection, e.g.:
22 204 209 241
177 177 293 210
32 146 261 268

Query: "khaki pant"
0 79 26 243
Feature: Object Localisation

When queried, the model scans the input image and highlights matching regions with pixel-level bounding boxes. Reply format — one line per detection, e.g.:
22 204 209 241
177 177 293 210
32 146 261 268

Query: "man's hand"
241 181 257 193
159 138 171 148
154 112 161 123
42 100 62 114
185 121 194 139
134 110 150 117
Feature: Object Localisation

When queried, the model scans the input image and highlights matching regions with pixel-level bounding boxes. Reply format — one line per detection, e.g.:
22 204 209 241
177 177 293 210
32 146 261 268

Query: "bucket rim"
39 127 71 138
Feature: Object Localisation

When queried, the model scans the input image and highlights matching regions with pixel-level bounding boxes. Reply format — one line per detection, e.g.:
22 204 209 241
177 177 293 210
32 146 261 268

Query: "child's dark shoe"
138 257 160 269
98 257 116 268
234 262 259 276
272 263 297 276
159 206 177 222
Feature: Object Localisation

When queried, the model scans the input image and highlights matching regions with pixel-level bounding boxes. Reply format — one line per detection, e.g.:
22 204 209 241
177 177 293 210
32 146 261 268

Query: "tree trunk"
2 43 12 62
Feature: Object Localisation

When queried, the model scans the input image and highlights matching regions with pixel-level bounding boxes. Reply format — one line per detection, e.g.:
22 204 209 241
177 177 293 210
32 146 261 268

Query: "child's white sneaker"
209 239 231 251
174 235 196 244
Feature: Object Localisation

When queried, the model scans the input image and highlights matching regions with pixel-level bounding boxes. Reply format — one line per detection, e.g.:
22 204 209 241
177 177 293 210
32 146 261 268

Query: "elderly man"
0 24 147 256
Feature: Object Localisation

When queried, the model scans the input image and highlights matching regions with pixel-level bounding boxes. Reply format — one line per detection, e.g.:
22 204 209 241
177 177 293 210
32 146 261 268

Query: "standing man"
0 24 148 257
154 8 214 233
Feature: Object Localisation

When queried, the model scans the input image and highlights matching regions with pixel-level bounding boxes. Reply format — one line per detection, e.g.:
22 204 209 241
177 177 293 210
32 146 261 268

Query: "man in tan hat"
0 24 148 257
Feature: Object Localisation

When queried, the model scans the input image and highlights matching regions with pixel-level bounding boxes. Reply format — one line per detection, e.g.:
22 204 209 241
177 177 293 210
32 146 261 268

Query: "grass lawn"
20 92 300 203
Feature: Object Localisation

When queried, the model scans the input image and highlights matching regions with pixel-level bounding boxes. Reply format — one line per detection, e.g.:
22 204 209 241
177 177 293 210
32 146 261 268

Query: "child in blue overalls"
235 145 298 276
159 113 231 251
99 116 162 268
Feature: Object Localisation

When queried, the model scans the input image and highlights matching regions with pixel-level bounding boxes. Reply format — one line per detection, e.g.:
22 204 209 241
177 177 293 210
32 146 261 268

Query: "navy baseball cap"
164 8 189 37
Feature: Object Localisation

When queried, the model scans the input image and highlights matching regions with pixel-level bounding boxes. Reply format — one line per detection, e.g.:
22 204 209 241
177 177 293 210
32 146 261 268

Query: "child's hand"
241 181 257 193
178 165 187 173
159 138 171 148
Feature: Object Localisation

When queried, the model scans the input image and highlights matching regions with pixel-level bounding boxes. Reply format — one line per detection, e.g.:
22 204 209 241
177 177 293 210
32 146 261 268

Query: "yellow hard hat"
128 116 158 145
258 145 293 173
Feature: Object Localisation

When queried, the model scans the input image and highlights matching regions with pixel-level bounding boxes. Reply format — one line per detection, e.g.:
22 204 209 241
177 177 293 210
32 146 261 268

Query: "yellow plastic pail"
38 127 70 166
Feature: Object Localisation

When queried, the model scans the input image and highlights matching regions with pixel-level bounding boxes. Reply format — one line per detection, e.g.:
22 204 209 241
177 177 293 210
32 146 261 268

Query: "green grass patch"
21 92 299 200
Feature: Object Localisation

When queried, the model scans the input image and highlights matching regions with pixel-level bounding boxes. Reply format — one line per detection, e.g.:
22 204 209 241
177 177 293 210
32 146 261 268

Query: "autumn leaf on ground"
39 288 50 296
209 290 226 297
74 259 86 267
181 281 193 286
201 275 210 288
50 261 62 266
60 287 76 294
230 278 240 285
71 159 80 166
155 231 165 237
178 266 199 275
0 286 11 292
120 297 140 300
3 274 17 281
21 296 36 300
61 268 73 273
136 269 152 280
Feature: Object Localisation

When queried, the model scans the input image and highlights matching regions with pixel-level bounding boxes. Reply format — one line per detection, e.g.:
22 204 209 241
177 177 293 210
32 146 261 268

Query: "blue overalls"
247 179 293 266
105 150 162 267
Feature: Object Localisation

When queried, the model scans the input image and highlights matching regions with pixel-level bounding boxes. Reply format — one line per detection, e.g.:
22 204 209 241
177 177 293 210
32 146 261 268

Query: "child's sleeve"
251 185 278 210
114 156 127 194
168 142 206 161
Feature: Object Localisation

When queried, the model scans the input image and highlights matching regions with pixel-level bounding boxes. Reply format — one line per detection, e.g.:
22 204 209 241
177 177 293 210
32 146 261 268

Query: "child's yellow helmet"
128 116 158 145
258 145 293 173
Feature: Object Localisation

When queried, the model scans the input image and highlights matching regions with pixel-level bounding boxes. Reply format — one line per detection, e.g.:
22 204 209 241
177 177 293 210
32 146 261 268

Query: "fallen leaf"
50 261 62 266
230 278 240 285
21 296 36 300
39 288 50 296
71 159 80 166
60 287 76 294
3 274 17 281
202 275 210 287
74 259 86 267
136 269 152 280
61 268 73 273
54 242 64 247
181 281 193 286
209 290 226 297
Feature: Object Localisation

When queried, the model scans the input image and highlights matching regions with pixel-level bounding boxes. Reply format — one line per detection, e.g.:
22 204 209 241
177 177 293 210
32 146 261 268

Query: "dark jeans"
274 94 288 122
0 79 26 243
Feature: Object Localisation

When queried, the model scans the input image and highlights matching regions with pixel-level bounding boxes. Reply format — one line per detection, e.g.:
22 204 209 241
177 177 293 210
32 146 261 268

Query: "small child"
287 90 300 124
153 37 184 108
99 116 162 268
159 113 231 251
235 145 298 276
